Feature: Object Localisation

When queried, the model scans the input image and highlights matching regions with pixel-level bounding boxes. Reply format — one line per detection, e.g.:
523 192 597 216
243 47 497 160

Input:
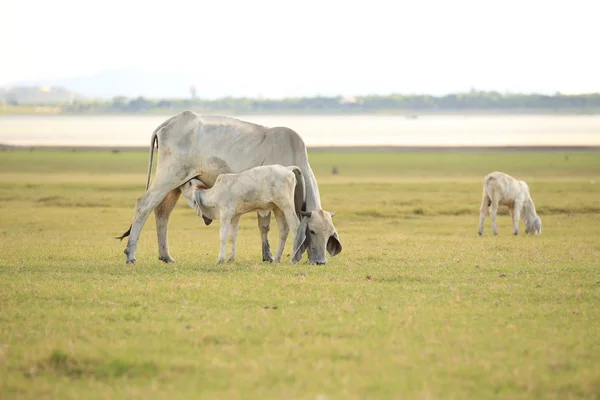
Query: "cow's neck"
303 173 322 211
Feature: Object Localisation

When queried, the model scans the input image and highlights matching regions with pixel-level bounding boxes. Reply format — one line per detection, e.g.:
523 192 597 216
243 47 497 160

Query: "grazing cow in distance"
178 165 307 264
116 111 342 265
478 171 542 236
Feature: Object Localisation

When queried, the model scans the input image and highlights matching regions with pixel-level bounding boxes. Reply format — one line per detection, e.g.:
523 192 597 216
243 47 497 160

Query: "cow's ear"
327 231 342 256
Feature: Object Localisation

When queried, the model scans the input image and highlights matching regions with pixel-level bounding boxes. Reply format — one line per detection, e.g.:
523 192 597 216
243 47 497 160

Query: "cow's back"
196 118 308 169
153 111 320 210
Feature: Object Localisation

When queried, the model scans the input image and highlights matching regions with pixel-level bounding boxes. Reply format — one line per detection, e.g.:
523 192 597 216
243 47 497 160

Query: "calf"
478 171 542 236
179 165 305 264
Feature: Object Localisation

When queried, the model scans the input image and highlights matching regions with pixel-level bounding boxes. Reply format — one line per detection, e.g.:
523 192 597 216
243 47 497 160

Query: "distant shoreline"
2 109 600 117
2 144 599 152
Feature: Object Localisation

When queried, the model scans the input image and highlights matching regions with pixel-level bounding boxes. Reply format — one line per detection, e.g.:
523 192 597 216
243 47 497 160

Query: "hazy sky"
2 0 599 97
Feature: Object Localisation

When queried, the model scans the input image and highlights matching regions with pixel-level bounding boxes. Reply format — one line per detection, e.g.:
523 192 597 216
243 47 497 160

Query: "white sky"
1 0 599 97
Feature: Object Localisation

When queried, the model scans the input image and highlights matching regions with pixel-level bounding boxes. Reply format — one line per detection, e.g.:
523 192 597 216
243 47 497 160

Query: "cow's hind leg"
123 176 183 264
257 211 273 262
155 189 181 263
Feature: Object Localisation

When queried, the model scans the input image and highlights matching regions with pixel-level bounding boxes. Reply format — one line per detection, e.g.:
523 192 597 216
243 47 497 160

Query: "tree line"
62 91 600 114
4 87 600 114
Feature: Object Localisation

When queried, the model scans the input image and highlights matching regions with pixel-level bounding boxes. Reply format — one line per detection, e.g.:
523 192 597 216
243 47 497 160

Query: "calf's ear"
292 217 310 264
193 191 203 218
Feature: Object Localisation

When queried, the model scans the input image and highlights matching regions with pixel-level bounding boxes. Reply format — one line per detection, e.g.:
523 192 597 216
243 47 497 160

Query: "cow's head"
292 210 342 265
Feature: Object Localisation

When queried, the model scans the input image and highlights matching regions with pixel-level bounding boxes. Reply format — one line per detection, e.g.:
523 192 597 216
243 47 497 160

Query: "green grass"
1 149 600 399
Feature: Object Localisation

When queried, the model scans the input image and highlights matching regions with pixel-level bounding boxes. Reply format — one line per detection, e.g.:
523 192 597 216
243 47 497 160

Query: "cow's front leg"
155 189 181 263
257 211 273 262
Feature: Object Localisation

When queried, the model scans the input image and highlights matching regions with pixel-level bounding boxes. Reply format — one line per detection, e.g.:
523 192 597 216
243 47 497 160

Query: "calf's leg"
478 192 490 236
512 202 521 235
228 215 241 262
490 199 500 236
272 208 289 263
217 216 231 264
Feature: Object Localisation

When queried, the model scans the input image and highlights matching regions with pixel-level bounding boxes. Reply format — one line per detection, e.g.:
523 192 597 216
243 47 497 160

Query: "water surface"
1 114 599 147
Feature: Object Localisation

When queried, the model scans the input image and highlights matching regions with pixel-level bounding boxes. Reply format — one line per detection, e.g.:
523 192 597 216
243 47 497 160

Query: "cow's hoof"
159 255 176 263
216 258 225 264
262 256 274 263
126 258 136 264
478 231 483 236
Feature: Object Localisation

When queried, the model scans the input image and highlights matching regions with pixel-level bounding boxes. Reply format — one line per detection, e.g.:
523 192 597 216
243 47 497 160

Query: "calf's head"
292 210 342 265
525 215 542 235
180 178 208 218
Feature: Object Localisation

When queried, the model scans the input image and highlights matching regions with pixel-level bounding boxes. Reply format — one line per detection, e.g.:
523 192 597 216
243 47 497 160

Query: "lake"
1 114 600 147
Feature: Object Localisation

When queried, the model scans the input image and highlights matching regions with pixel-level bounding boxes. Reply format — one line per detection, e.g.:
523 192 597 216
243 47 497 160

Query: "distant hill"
0 86 84 105
10 69 229 100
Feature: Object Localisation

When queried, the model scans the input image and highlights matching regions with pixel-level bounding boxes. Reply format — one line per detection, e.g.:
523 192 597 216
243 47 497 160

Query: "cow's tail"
291 166 305 219
145 122 167 191
115 225 132 241
145 132 158 191
144 114 180 190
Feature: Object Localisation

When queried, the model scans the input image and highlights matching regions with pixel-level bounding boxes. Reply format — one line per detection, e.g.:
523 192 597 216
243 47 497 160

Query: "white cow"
117 111 342 265
179 165 305 264
478 171 542 236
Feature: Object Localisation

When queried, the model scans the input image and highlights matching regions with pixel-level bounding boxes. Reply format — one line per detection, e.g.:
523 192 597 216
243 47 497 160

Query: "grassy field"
1 149 599 399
